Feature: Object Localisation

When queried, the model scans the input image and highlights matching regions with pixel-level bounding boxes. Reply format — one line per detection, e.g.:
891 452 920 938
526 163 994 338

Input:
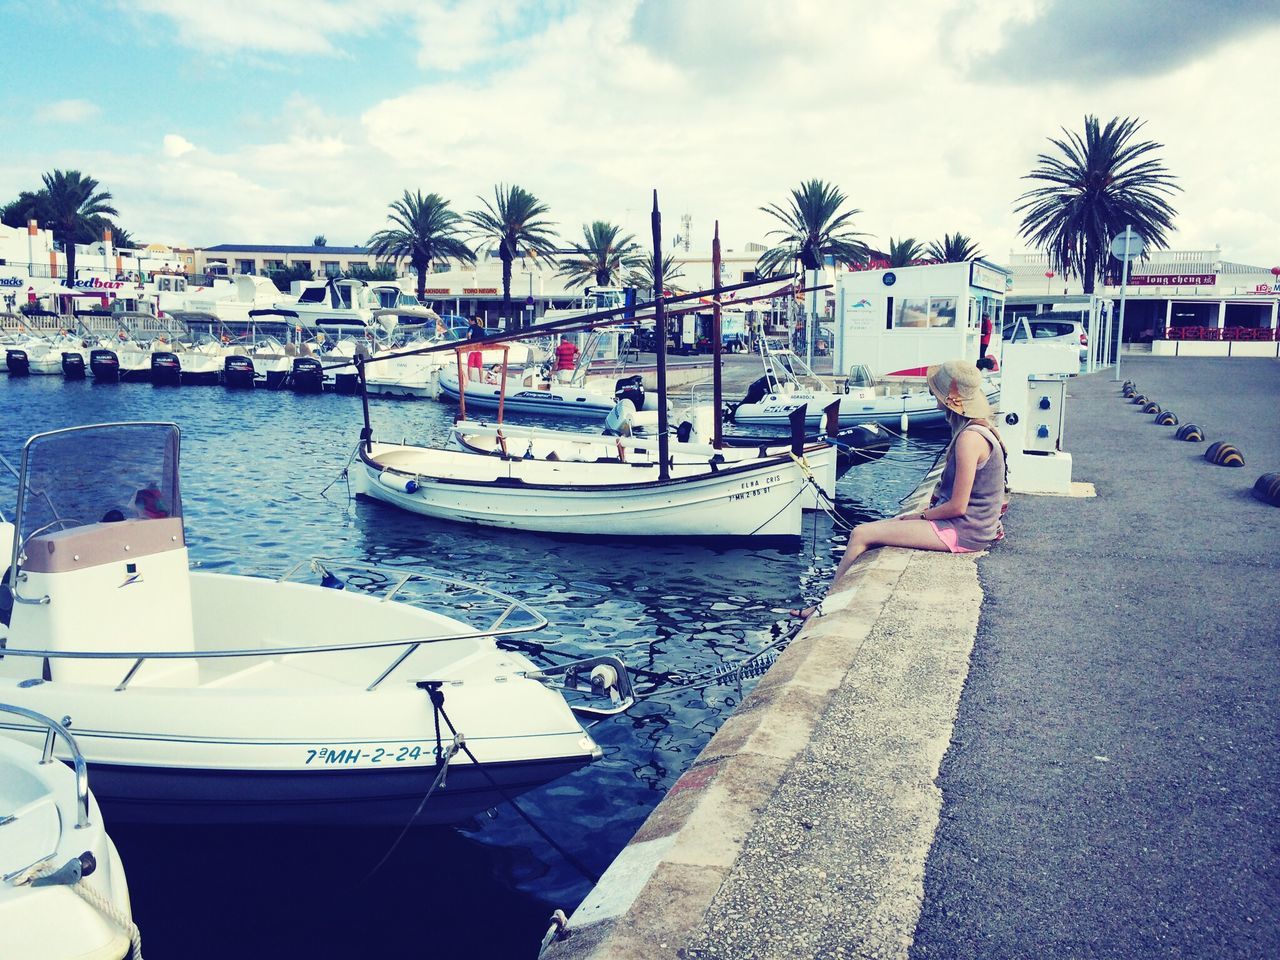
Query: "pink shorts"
928 520 976 554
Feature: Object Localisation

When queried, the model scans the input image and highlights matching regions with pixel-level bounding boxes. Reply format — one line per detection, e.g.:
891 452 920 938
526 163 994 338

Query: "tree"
366 190 475 301
466 184 559 328
887 237 926 267
556 221 642 289
266 262 315 293
313 234 327 247
927 232 983 263
1016 115 1180 294
36 171 119 282
625 253 684 295
756 179 871 276
1 190 51 230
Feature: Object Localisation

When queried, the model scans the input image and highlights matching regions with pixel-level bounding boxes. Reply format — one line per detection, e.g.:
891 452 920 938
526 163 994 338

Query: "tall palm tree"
756 179 871 276
927 232 983 263
466 184 559 328
367 190 475 301
40 170 118 282
556 221 642 289
887 237 926 268
625 253 684 295
1016 115 1180 294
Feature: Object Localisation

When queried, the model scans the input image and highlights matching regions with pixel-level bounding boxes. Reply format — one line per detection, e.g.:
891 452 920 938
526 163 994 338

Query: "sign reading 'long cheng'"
1122 274 1217 286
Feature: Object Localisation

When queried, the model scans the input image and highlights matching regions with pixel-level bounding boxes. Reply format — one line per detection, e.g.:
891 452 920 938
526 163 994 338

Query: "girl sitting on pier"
797 360 1006 619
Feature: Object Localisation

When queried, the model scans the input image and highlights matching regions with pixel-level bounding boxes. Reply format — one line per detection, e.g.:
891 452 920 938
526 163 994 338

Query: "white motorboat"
279 278 427 336
729 344 999 429
0 704 138 960
0 422 632 826
351 436 806 538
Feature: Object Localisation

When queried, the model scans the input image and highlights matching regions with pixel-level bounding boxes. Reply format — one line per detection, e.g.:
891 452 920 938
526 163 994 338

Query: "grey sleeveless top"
932 422 1005 551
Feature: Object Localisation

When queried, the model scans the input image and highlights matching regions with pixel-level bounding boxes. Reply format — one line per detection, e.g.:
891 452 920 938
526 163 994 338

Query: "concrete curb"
543 468 983 959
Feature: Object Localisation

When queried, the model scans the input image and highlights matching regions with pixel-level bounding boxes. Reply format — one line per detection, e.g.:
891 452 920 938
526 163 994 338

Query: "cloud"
974 0 1280 83
163 134 196 158
38 99 100 124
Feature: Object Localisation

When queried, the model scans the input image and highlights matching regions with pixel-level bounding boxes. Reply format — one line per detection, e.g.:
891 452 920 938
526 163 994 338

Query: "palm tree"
366 190 475 301
556 221 642 289
887 237 926 268
40 170 118 282
927 232 983 263
1016 115 1180 294
625 253 684 295
756 179 871 276
466 184 559 328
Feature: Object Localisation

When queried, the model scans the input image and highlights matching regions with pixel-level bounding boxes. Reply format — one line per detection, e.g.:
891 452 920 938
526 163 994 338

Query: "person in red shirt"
554 336 578 383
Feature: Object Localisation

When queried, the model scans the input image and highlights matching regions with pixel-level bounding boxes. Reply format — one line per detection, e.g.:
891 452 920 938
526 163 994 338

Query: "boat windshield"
12 423 182 568
844 364 875 389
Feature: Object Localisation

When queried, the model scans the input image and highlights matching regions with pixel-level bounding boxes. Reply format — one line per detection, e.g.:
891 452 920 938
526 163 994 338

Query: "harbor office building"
832 260 1010 376
1006 249 1280 357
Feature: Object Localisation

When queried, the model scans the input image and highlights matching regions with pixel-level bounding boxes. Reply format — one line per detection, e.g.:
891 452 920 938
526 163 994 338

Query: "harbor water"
0 375 944 958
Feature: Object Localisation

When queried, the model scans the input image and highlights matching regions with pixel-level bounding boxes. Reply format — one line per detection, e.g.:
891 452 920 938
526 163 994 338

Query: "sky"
2 0 1278 267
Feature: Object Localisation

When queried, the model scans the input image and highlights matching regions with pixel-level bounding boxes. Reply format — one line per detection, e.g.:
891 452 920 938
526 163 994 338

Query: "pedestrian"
794 360 1006 619
467 315 485 381
553 335 579 384
979 312 993 359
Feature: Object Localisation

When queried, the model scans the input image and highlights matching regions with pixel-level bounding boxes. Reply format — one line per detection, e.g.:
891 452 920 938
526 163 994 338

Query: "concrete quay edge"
542 463 983 959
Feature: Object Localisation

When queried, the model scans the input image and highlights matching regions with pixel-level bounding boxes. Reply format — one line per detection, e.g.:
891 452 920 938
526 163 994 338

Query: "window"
895 298 929 328
322 261 341 277
236 259 255 274
894 296 957 330
929 297 957 328
885 297 894 330
263 259 285 272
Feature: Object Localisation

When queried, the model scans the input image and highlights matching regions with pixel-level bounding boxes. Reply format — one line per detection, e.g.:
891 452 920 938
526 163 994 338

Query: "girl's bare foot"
789 604 822 621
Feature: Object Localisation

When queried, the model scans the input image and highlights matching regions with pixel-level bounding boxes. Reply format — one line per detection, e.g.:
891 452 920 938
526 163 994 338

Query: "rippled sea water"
0 375 943 959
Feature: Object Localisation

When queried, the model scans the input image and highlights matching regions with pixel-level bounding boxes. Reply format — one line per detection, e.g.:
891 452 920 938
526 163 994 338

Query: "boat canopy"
10 423 182 574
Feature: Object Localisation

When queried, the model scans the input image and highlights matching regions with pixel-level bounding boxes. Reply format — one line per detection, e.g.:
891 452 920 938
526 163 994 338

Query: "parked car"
1003 316 1088 361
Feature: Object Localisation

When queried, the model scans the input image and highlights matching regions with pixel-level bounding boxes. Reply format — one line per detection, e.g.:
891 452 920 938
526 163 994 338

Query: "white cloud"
8 1 1277 268
38 100 100 124
163 135 196 158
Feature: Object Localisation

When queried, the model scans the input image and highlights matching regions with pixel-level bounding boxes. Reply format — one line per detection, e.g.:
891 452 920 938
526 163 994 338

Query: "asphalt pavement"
911 358 1280 959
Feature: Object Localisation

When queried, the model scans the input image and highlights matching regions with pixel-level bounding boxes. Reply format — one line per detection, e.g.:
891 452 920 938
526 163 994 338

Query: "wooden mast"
712 220 723 449
652 190 670 480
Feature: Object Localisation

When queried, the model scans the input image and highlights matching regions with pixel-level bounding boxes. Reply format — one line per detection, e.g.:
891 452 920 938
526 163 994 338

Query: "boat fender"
378 471 419 493
676 421 694 443
1175 423 1204 442
1204 441 1244 467
1155 411 1179 426
1252 473 1280 507
1142 401 1162 415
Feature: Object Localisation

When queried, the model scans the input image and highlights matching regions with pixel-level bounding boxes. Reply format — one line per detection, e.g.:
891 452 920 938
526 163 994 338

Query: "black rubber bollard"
1205 441 1245 467
1175 423 1204 442
1155 411 1178 426
1143 401 1162 414
1132 394 1148 405
1253 473 1280 506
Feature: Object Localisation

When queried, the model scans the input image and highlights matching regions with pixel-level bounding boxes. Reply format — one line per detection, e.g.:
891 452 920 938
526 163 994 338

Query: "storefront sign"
970 263 1007 292
844 296 877 333
421 288 451 295
74 278 126 290
463 287 498 295
1125 274 1216 286
0 276 23 288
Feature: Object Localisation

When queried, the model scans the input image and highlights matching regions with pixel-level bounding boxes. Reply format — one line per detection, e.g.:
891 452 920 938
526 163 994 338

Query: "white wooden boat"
729 347 999 429
0 422 631 827
0 704 138 960
448 417 840 512
352 438 805 538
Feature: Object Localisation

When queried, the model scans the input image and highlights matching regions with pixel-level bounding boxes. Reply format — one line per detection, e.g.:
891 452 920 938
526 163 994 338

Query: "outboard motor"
290 356 324 394
150 351 182 386
223 355 256 389
333 372 360 395
613 374 645 410
740 375 770 407
61 352 86 380
90 348 120 382
6 349 30 377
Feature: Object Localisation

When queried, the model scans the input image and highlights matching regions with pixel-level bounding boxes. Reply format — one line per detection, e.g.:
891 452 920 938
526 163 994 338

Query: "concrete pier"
542 358 1279 960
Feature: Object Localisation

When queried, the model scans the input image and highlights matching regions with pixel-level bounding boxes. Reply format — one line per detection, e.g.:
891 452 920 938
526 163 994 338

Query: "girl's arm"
916 431 986 520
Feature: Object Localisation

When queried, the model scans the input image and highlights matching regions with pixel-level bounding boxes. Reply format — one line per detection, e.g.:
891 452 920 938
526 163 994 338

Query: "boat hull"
353 442 805 538
732 387 1000 428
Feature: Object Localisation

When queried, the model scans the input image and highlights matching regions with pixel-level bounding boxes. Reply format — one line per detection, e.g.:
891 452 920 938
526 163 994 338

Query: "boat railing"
0 703 90 830
0 558 548 693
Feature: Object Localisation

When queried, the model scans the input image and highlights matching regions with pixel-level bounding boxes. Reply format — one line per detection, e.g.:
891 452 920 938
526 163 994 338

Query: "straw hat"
927 359 991 419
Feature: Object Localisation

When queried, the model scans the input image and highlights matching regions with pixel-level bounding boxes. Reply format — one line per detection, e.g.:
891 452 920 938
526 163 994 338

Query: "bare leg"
794 519 948 619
